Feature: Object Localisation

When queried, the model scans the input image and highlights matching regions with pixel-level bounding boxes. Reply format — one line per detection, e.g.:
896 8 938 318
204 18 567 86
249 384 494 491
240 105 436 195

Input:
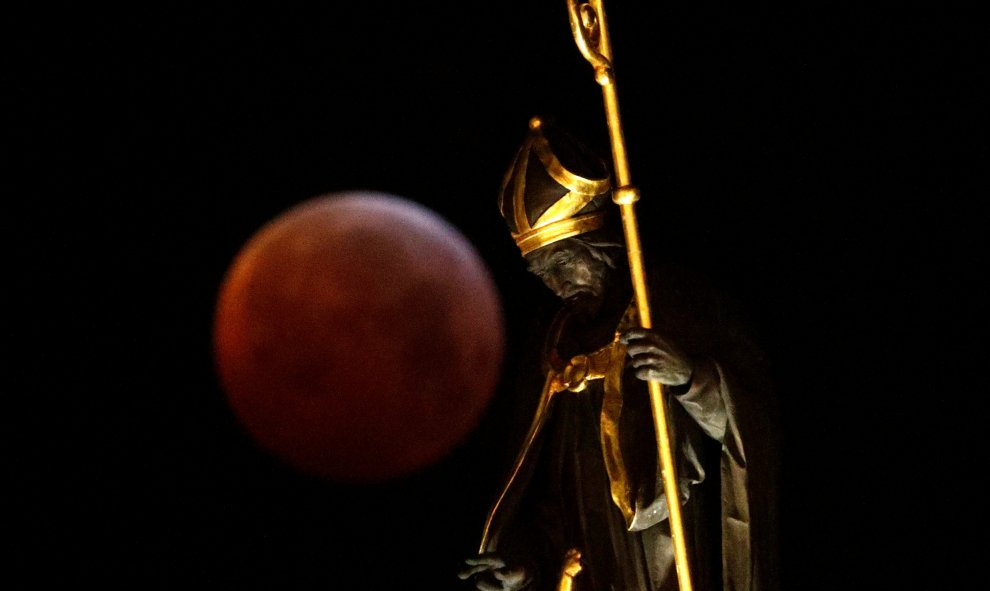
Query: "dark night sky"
11 2 986 589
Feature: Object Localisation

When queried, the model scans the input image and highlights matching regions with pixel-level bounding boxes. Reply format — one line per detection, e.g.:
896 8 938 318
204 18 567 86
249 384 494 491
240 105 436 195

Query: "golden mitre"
498 117 612 256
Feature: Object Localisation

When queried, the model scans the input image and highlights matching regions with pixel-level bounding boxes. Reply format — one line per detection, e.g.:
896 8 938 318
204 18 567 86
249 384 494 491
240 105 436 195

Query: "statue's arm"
620 328 728 441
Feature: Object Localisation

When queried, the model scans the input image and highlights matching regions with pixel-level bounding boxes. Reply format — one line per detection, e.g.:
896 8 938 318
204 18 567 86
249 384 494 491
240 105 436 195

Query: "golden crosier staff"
566 2 695 590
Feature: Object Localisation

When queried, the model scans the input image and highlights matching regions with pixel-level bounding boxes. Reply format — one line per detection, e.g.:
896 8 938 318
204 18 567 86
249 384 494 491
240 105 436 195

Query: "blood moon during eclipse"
213 192 504 483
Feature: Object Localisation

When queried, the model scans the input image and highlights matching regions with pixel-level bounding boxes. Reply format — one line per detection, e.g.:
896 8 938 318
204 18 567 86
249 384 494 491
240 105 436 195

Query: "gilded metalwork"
513 212 605 258
480 303 634 551
498 116 611 256
531 127 610 202
556 549 584 591
478 371 554 551
612 186 640 205
599 302 640 526
567 1 695 589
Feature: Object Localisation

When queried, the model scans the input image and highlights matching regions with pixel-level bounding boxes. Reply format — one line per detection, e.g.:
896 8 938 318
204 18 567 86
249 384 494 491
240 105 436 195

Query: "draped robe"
478 283 777 591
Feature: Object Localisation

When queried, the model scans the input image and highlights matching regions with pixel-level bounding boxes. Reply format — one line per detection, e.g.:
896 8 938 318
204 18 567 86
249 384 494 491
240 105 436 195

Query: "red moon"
213 192 504 482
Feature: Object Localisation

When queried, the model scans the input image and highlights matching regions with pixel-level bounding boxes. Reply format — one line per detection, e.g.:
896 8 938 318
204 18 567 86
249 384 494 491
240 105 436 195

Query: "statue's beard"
559 283 595 301
564 289 594 303
563 289 604 318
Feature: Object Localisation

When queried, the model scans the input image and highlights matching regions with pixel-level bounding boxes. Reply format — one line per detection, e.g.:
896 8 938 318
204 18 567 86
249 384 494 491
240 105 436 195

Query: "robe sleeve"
627 357 739 531
672 357 729 443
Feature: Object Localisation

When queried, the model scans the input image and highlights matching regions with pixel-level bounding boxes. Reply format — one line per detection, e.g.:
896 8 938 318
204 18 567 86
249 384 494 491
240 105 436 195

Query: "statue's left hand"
620 328 693 386
458 553 530 591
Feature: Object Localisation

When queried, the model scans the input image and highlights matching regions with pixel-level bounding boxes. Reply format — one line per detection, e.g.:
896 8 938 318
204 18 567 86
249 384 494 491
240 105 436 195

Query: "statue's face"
525 240 610 302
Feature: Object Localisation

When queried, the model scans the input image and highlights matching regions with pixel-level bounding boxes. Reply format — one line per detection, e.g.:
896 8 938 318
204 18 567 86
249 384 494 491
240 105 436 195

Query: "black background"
11 1 986 589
